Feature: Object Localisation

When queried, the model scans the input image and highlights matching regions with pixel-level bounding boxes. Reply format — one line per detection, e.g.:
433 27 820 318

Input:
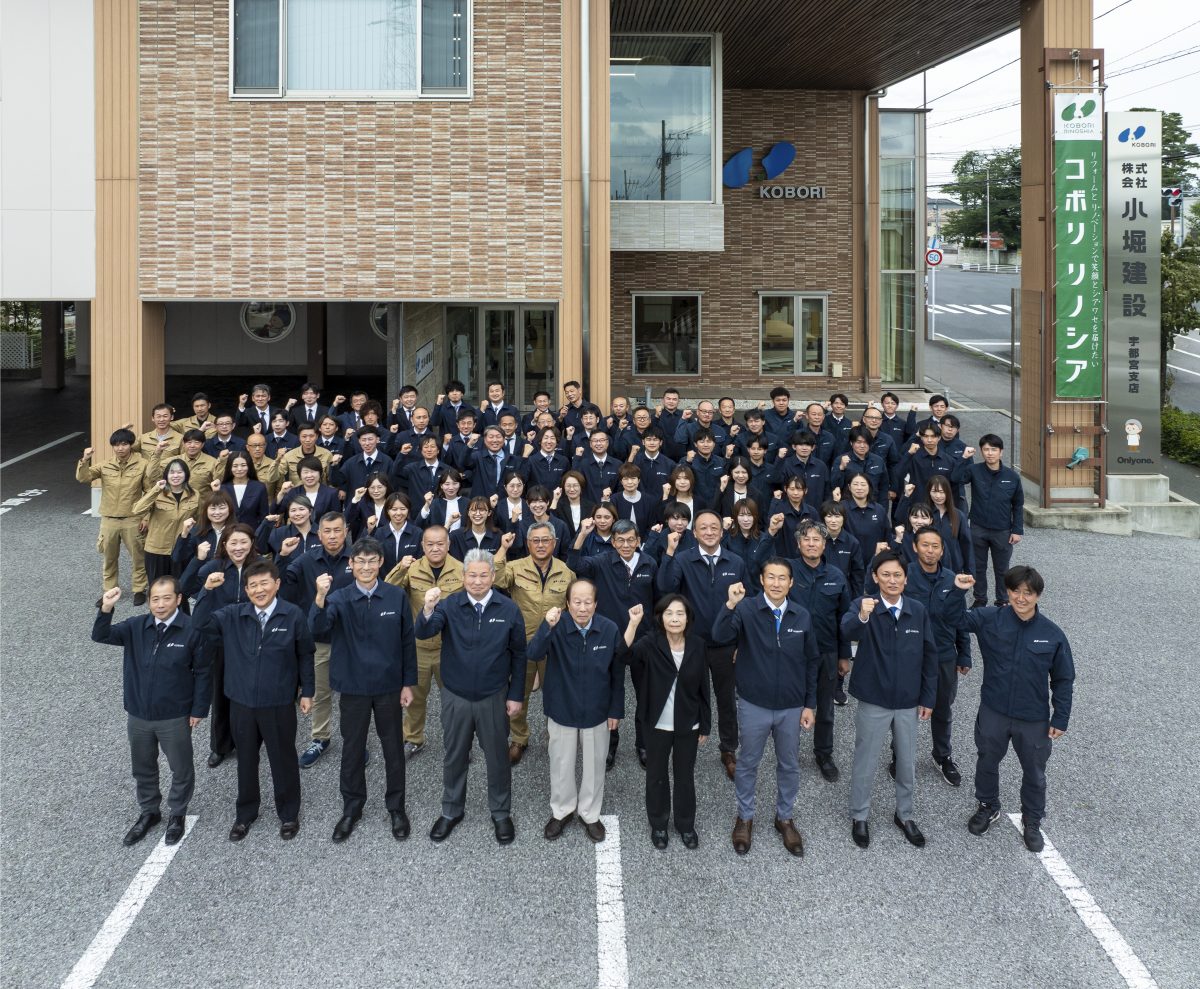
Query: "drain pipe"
581 0 592 396
862 87 886 394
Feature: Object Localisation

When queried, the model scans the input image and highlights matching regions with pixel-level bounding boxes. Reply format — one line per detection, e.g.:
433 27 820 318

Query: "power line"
925 59 1019 105
1107 19 1200 66
1111 67 1200 101
1107 46 1200 79
1096 0 1134 18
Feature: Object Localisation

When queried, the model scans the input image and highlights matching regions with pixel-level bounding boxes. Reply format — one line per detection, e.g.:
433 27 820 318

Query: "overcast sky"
880 0 1199 190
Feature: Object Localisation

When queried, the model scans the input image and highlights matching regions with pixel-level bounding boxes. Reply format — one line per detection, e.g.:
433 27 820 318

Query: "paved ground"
2 377 1198 987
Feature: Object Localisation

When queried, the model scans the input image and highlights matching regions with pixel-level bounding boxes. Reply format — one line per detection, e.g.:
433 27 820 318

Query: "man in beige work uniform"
77 428 150 606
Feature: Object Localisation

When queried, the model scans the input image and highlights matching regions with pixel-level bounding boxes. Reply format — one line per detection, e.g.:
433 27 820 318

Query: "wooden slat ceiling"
610 0 1024 90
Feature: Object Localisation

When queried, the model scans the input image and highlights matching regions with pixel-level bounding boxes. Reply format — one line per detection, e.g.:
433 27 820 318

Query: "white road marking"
0 488 49 516
972 304 1013 315
1167 362 1200 379
1171 335 1200 355
0 431 84 470
1007 814 1159 989
940 304 982 314
595 814 629 989
60 816 197 989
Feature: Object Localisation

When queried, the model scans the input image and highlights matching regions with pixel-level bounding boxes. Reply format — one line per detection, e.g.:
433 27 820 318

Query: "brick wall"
138 0 563 301
611 89 860 397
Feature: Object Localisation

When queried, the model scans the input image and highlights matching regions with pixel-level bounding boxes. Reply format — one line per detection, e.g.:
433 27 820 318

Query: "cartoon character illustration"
1125 419 1143 450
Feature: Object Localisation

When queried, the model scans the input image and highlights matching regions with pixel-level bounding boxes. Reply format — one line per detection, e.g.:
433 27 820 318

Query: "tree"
939 147 1022 249
1130 108 1199 195
1186 200 1200 245
1161 230 1200 405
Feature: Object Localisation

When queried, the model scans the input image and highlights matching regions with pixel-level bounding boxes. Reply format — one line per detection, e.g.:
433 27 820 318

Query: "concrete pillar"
40 302 65 390
386 302 404 402
1019 0 1096 495
560 0 584 401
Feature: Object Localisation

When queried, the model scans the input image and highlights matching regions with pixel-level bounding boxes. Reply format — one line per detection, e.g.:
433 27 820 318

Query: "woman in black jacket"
630 593 711 851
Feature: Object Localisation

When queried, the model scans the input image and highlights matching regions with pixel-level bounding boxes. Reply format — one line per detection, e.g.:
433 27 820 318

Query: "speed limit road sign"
925 248 944 267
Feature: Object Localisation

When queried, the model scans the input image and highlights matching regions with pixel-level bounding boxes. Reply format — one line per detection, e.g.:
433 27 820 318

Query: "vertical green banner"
1052 93 1105 397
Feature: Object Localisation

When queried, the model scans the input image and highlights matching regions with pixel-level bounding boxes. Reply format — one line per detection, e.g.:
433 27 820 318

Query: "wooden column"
40 302 66 391
1019 0 1095 489
865 97 883 385
560 0 584 398
307 302 328 386
587 0 611 411
92 0 163 450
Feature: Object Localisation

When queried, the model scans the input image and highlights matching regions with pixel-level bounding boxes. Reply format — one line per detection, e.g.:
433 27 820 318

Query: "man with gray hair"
417 548 528 845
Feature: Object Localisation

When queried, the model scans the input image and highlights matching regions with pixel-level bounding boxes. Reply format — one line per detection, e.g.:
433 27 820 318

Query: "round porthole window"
370 302 399 341
240 302 296 342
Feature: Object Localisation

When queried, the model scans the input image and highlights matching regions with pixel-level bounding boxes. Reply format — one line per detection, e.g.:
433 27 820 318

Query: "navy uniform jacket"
449 527 502 561
572 454 621 502
203 435 246 457
434 401 472 438
641 527 695 565
387 428 438 465
840 596 938 710
877 412 912 450
762 408 799 444
967 462 1024 534
282 546 354 641
766 497 818 558
479 402 522 429
222 480 270 532
466 449 526 500
787 558 851 656
260 521 321 561
832 450 890 502
653 407 685 458
415 591 527 702
526 451 571 492
92 610 212 721
315 435 348 458
897 447 971 492
845 501 891 574
903 564 971 666
612 490 662 534
378 522 425 573
310 582 418 695
630 451 675 494
569 550 657 637
238 405 285 435
333 452 394 499
807 426 839 467
711 595 819 710
527 614 626 728
278 483 340 521
673 417 730 454
401 460 448 501
191 594 316 707
656 546 746 646
823 530 865 595
963 606 1074 731
779 455 829 509
182 557 249 603
721 532 773 593
266 431 300 459
686 453 726 511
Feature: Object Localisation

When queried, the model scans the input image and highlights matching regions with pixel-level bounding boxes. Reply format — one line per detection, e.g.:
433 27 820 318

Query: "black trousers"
229 700 300 824
974 702 1052 825
209 648 235 755
644 726 699 832
339 691 406 817
812 651 837 758
705 642 738 753
931 660 961 760
144 551 176 586
971 526 1014 606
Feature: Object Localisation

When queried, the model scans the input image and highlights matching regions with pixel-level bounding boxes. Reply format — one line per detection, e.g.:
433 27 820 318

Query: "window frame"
757 291 829 377
630 292 703 377
240 301 297 343
228 0 473 101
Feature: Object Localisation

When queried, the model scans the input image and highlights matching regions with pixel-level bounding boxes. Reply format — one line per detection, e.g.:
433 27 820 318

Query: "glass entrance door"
521 308 555 409
482 308 517 401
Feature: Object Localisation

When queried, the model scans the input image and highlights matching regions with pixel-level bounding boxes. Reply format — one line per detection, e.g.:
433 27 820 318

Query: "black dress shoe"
493 816 515 845
893 814 926 848
332 814 361 843
122 812 161 847
228 821 252 842
651 829 669 850
132 592 147 606
852 820 870 848
390 810 411 840
678 829 699 849
544 813 574 840
164 815 185 845
279 820 300 840
815 755 840 783
429 814 464 842
207 750 226 768
636 746 648 768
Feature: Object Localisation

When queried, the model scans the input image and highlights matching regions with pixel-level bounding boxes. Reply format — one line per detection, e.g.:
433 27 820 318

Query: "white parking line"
1171 336 1200 356
595 814 629 989
0 431 83 470
1007 814 1158 989
60 816 197 989
1167 362 1200 379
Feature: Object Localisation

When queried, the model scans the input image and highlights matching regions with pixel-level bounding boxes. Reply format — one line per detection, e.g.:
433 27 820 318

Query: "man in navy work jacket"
656 509 747 779
416 548 528 845
93 577 211 847
841 550 970 850
961 565 1074 854
712 560 818 858
787 522 851 785
527 581 639 843
964 434 1024 608
192 559 315 843
311 537 418 844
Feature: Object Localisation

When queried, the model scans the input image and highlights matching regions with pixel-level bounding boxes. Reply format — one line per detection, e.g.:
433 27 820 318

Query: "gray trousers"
127 714 195 817
440 686 512 821
735 698 802 821
850 701 916 821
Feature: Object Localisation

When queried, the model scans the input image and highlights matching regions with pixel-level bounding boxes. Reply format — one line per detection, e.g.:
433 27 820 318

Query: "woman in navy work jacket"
216 451 270 532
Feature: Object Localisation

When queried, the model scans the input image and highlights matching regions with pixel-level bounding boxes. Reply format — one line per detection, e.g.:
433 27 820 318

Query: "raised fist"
909 442 920 455
353 487 368 501
181 518 197 536
101 587 122 610
423 586 442 610
391 399 401 412
196 542 211 561
963 446 976 459
904 483 916 497
238 394 249 407
424 490 435 505
210 479 221 492
580 517 595 535
719 475 729 491
682 409 694 421
204 571 225 590
366 515 378 532
314 573 333 596
500 532 516 550
768 513 785 535
436 394 446 406
840 455 850 470
726 582 746 606
399 555 415 570
666 530 681 551
83 447 94 460
280 536 301 555
627 604 644 624
954 573 976 590
545 607 562 627
285 398 297 410
156 479 168 490
602 487 612 501
489 493 499 508
333 395 346 407
859 597 877 621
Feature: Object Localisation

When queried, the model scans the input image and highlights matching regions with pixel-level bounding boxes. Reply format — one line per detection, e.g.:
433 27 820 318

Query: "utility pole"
985 166 992 269
656 120 691 201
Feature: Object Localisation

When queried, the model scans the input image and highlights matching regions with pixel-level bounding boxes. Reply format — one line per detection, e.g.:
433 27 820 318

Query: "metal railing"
958 262 1022 274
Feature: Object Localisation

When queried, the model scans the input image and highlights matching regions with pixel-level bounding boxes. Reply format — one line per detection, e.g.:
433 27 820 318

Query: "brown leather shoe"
583 819 606 843
774 817 804 857
731 816 752 855
543 812 573 840
721 751 737 781
508 742 527 766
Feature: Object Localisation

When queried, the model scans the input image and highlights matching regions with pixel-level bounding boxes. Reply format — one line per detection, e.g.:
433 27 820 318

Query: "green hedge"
1162 406 1200 467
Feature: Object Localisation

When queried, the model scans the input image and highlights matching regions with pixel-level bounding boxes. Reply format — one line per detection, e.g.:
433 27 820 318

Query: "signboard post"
1052 94 1105 398
1106 111 1162 473
925 248 943 342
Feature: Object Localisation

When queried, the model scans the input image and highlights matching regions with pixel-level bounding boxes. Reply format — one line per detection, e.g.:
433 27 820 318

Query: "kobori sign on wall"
724 142 827 200
414 340 434 385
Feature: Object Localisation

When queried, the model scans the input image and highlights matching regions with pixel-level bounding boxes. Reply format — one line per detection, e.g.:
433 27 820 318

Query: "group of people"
83 379 1073 858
